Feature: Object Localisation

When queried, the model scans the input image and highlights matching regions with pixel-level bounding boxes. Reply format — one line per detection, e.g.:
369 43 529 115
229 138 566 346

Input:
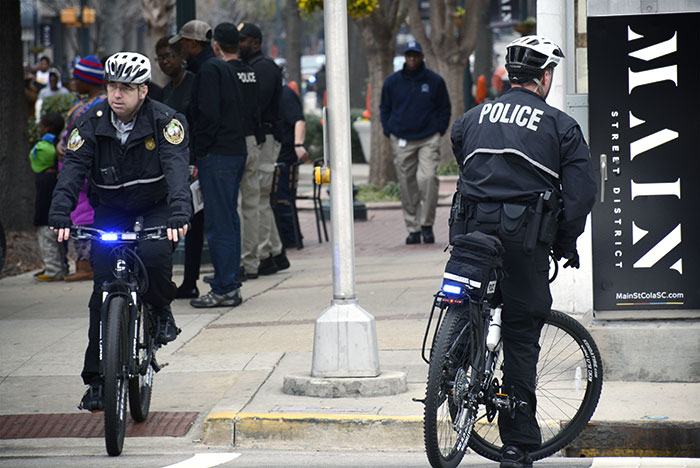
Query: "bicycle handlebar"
69 225 169 242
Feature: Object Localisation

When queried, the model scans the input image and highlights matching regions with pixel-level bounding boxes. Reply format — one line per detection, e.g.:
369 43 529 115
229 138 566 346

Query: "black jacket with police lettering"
245 50 282 139
451 87 596 246
49 97 192 220
227 59 261 139
187 46 247 159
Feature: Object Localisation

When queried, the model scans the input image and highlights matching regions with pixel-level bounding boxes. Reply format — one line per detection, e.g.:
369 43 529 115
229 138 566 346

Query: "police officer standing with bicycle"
49 52 191 412
450 36 596 468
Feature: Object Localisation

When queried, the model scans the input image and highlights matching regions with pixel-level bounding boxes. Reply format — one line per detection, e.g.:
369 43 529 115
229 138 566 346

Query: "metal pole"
311 0 380 378
537 0 566 110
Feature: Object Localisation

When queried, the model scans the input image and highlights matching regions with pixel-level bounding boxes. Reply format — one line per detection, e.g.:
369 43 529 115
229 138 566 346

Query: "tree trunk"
141 0 176 87
353 0 407 187
285 0 302 86
101 0 126 56
347 20 369 109
0 0 32 231
406 0 489 162
473 4 493 89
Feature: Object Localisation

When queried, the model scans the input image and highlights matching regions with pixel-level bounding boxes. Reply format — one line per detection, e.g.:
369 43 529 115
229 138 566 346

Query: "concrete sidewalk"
1 199 698 460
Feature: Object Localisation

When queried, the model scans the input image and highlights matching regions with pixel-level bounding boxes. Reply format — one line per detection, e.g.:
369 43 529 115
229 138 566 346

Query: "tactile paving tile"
0 411 197 438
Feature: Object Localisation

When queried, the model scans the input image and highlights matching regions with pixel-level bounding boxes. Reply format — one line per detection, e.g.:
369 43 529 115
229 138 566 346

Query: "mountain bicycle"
421 241 603 468
70 222 169 456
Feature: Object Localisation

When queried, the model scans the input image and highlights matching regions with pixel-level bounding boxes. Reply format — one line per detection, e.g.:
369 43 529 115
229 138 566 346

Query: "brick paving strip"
0 412 197 439
207 311 428 329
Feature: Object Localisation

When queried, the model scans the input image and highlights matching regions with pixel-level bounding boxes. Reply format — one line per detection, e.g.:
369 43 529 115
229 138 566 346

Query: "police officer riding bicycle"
449 36 596 468
49 52 191 412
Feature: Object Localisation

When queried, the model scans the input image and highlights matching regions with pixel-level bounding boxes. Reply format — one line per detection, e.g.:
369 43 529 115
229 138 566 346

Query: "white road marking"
161 453 241 468
591 458 700 468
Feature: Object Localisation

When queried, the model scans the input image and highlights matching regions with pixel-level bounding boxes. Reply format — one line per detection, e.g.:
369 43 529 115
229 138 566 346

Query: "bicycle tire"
0 220 6 272
104 296 129 456
128 305 153 422
468 310 603 461
424 304 472 468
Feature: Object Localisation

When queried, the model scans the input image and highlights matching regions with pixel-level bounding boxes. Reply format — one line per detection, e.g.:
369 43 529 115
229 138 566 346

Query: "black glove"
167 216 190 231
562 250 580 269
49 215 72 230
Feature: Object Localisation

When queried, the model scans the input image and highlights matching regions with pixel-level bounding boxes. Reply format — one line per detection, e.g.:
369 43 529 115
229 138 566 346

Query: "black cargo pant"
467 217 550 450
81 201 176 385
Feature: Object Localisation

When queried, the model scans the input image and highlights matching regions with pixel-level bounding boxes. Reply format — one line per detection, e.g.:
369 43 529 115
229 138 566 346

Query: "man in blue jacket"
380 40 451 245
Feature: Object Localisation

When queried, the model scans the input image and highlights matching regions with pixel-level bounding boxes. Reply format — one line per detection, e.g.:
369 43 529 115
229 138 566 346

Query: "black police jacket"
227 59 261 139
451 87 597 246
49 97 192 220
245 50 282 139
187 46 247 159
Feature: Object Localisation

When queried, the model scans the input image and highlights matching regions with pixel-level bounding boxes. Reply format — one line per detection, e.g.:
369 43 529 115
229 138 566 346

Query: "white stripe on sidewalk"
161 453 241 468
591 458 700 468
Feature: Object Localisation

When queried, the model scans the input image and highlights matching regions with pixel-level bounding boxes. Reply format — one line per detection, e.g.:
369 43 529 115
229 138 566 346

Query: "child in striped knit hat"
55 55 106 282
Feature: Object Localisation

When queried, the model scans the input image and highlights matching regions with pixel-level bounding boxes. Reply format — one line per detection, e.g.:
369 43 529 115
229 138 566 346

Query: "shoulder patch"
66 128 85 151
163 119 185 145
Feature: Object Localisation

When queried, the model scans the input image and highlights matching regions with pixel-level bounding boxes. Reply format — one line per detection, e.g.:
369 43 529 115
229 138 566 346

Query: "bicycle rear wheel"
128 304 153 422
424 304 473 468
468 310 603 461
104 296 129 456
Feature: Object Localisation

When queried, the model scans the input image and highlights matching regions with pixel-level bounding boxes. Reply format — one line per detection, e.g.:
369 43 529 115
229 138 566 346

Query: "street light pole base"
283 371 407 398
311 299 381 378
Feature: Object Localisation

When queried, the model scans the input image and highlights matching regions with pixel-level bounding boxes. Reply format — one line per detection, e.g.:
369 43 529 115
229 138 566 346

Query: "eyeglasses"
156 54 178 63
106 83 139 94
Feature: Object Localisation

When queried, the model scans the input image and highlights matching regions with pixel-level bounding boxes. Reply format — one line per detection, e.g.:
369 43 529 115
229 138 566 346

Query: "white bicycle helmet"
104 52 151 84
505 35 564 84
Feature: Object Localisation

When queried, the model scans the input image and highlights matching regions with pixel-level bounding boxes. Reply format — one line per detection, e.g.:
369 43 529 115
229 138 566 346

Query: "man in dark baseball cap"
404 40 423 54
238 22 262 42
169 19 212 44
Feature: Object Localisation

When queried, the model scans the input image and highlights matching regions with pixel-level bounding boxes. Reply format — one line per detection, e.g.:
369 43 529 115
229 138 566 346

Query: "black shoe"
274 252 290 271
500 446 533 468
203 274 215 284
236 267 247 283
405 232 421 244
190 288 243 308
258 255 279 275
154 306 181 344
175 284 199 299
78 382 104 412
421 226 435 244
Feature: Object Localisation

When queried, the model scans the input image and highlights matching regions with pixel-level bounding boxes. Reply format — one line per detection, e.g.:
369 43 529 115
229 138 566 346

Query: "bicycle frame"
71 225 168 380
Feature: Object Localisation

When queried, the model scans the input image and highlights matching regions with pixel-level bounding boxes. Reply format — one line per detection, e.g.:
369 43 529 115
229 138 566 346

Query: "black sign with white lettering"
588 13 700 311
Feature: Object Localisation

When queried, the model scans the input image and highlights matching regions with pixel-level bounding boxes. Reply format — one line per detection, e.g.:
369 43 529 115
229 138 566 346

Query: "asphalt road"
0 445 598 468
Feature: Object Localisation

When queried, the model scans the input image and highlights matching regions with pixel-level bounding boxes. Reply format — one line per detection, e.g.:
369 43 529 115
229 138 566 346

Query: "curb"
203 412 700 456
203 412 423 450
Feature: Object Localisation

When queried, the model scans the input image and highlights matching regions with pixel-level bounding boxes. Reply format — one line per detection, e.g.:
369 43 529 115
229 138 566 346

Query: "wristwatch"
294 144 304 147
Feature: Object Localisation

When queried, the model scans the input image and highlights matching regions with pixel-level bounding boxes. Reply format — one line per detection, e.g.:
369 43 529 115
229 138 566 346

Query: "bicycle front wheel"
104 296 129 456
129 304 153 422
468 310 603 461
424 304 473 468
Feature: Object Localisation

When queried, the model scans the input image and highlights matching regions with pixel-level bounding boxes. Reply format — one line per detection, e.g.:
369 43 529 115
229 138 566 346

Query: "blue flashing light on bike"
441 282 462 296
101 233 119 241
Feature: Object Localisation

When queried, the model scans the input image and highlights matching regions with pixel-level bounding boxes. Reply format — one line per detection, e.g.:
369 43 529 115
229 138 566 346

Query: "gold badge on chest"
145 137 156 150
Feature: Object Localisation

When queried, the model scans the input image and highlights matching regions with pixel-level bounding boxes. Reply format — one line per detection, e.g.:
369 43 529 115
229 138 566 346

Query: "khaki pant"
37 226 66 277
239 135 261 273
391 132 441 233
257 134 282 259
